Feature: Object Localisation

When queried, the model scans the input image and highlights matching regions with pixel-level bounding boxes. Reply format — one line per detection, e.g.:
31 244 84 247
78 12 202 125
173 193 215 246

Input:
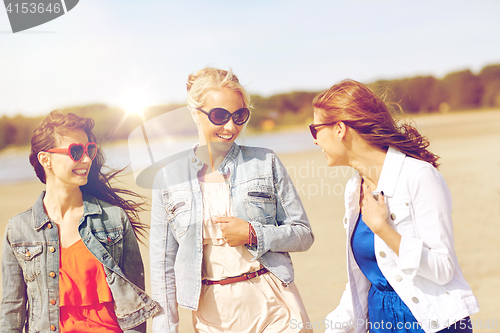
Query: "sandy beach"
1 109 499 332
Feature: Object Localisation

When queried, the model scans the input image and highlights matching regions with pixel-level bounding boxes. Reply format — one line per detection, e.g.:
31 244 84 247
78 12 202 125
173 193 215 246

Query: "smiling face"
313 109 346 167
42 129 94 188
197 88 246 149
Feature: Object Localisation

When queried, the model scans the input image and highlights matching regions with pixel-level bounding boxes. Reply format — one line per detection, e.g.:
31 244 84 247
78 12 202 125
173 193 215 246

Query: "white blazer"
325 147 479 333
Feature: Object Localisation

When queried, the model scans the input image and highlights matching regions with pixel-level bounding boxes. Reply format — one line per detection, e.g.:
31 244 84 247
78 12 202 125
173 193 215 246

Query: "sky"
1 0 499 117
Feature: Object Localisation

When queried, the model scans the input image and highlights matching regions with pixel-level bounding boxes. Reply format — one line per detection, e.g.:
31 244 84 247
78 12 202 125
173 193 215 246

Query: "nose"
223 118 237 132
80 152 92 163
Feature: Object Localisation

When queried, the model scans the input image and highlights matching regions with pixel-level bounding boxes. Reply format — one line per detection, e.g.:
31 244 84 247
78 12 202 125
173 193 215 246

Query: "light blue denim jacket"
150 143 314 332
1 191 159 333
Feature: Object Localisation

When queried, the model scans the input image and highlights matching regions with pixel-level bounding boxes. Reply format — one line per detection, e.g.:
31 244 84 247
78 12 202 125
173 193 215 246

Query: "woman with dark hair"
1 110 159 332
310 80 479 333
150 67 314 332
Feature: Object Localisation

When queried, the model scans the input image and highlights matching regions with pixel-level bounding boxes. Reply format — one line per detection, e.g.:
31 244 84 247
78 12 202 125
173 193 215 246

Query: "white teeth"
73 169 87 175
217 134 233 140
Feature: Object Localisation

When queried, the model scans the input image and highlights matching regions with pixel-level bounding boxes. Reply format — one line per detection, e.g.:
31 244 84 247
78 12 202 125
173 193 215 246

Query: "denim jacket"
1 191 159 333
150 143 314 332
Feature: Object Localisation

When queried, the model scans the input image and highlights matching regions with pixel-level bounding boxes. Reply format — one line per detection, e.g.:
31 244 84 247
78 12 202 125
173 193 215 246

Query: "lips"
216 133 234 140
73 169 88 176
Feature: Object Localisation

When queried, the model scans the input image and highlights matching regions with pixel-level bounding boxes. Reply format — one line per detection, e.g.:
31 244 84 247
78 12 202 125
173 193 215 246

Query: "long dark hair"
29 110 148 240
313 79 440 168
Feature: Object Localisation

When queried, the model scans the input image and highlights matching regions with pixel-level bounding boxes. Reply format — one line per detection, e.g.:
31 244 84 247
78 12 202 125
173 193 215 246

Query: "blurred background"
1 1 499 332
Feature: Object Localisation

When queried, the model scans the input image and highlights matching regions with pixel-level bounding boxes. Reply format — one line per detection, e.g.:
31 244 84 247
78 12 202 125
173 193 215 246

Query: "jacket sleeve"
120 209 146 291
250 153 314 259
397 165 456 285
118 210 149 333
150 179 179 333
1 222 28 332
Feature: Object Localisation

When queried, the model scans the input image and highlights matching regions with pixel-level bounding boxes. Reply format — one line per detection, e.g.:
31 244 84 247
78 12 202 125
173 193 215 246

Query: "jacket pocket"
243 185 276 224
165 196 192 237
94 227 124 245
13 244 43 282
387 200 414 235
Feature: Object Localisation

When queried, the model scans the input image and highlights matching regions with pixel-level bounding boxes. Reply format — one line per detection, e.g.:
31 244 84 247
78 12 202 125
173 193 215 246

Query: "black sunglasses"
197 107 250 126
309 122 337 139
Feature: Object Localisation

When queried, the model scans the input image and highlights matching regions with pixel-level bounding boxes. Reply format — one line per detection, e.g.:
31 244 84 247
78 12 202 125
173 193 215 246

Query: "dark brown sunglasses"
309 122 337 139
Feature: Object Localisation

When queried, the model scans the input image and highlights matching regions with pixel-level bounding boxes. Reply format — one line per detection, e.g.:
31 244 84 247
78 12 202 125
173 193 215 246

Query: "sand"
1 109 499 332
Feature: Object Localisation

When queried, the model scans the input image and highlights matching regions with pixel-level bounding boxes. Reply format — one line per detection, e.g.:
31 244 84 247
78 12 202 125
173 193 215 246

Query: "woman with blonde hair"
150 67 314 332
310 79 479 333
1 111 159 332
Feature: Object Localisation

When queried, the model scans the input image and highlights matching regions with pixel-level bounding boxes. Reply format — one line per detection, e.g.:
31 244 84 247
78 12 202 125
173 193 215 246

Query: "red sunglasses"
45 142 97 162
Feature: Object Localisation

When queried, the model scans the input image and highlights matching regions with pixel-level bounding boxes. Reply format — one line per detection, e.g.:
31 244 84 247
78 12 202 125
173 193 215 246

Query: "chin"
209 141 233 152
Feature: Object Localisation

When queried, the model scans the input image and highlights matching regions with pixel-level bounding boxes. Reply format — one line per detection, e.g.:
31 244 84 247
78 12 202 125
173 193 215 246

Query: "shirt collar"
188 142 240 175
376 147 406 197
32 190 102 230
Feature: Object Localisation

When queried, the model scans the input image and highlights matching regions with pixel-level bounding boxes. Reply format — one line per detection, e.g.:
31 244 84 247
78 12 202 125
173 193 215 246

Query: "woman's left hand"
361 184 389 235
214 217 249 247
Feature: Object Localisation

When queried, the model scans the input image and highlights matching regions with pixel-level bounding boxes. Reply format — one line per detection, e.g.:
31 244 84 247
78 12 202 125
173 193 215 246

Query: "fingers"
365 185 375 202
213 217 230 223
379 190 385 203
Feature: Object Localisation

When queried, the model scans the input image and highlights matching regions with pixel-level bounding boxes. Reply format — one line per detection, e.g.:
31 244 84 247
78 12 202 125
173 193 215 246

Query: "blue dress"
351 213 472 333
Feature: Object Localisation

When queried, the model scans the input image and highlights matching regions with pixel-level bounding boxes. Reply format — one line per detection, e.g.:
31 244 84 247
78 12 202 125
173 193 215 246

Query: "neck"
196 142 231 172
43 182 83 220
348 146 386 188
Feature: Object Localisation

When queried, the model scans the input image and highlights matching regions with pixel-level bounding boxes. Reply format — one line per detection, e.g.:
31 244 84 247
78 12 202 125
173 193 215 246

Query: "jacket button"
50 299 56 305
49 271 56 278
379 251 386 258
390 213 396 220
431 321 438 328
405 203 409 206
394 275 402 282
49 246 56 253
197 162 202 166
25 251 30 257
50 325 56 331
411 297 419 303
47 223 53 229
191 158 196 163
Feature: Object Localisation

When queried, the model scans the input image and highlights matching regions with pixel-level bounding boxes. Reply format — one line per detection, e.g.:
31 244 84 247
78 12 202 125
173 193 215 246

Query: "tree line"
1 63 499 151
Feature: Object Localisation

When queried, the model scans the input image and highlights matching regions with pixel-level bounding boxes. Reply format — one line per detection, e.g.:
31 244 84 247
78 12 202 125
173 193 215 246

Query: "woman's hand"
361 184 389 234
214 217 249 247
361 184 402 255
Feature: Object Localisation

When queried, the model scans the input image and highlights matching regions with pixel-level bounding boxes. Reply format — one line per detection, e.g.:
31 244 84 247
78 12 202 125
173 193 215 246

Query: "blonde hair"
186 67 251 109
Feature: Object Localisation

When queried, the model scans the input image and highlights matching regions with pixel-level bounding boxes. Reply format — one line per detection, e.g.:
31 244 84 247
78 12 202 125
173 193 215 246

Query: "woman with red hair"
310 80 479 333
1 111 158 332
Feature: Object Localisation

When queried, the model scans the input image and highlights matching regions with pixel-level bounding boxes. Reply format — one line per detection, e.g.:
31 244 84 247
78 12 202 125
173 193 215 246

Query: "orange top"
59 239 122 333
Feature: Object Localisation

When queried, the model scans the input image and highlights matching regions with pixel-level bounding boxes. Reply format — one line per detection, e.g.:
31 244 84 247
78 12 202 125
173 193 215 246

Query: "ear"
37 151 51 170
189 106 200 126
336 121 347 141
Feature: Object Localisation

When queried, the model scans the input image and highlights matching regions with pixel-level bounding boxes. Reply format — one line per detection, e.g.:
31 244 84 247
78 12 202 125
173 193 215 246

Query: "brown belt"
202 268 269 286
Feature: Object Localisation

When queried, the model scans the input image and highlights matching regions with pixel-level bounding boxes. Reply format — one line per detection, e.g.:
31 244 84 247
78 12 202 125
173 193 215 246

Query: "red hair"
313 79 440 168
